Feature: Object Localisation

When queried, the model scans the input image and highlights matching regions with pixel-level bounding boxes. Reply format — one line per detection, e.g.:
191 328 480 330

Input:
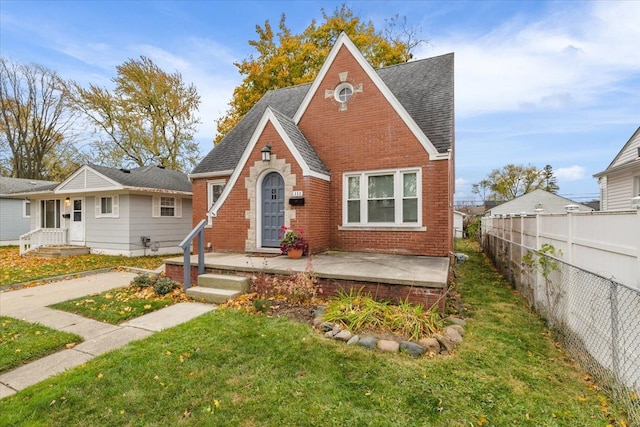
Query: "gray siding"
0 198 30 242
83 193 192 254
84 194 131 251
129 194 192 252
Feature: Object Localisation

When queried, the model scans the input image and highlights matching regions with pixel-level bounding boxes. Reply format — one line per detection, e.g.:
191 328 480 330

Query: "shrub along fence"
481 226 640 424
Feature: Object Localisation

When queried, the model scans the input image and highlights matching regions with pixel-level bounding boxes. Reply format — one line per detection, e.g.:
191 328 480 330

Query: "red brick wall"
191 44 453 257
296 45 453 256
164 262 446 311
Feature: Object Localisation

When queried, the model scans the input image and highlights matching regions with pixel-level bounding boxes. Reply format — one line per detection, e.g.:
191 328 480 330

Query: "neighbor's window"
344 169 420 226
23 200 31 218
95 195 119 218
153 196 182 218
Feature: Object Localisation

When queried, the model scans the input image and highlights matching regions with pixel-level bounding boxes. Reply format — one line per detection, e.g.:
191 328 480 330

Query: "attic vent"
120 168 131 173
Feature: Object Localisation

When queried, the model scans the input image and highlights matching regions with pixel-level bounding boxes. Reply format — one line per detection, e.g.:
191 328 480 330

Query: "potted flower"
279 226 309 259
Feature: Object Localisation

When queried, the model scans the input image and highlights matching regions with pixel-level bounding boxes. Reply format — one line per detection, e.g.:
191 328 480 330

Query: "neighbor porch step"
185 273 250 304
26 246 91 258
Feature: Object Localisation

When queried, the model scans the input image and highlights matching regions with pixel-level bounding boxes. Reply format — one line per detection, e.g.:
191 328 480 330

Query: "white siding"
605 169 636 210
610 130 640 169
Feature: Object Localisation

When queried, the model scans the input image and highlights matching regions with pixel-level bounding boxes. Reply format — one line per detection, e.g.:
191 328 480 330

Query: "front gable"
55 165 123 194
606 126 640 171
293 32 446 160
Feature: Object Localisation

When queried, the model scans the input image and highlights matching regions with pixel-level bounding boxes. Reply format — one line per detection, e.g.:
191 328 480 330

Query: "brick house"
189 33 454 257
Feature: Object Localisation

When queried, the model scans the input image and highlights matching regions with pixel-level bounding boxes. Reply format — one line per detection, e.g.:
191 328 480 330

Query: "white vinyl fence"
481 210 640 423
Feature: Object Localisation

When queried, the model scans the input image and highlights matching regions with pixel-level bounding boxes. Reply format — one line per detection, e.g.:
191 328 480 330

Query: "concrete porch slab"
166 251 450 289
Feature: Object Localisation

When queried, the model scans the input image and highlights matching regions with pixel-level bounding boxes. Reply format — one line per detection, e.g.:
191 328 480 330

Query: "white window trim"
206 179 226 225
152 196 182 218
342 167 422 228
23 200 31 218
95 195 119 218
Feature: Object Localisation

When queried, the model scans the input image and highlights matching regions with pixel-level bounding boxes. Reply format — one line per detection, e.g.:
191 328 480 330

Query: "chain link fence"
482 232 640 423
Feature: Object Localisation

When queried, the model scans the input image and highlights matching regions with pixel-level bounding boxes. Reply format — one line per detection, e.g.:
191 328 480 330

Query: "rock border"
312 306 466 357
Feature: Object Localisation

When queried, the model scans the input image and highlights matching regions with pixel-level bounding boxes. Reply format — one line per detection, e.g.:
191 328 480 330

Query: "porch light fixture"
65 197 70 206
261 144 272 162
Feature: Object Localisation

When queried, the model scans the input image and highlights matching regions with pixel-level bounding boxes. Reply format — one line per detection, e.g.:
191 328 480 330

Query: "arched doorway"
261 172 285 248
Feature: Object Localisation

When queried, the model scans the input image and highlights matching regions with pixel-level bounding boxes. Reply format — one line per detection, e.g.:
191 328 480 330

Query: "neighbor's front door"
261 172 284 248
69 198 85 244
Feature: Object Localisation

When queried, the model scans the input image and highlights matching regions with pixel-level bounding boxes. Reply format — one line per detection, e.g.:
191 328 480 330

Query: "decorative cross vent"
324 71 363 111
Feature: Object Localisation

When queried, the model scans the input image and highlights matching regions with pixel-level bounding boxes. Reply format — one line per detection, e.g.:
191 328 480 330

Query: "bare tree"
0 57 80 179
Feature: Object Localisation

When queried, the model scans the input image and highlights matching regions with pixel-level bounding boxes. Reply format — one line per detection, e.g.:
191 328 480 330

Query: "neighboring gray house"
484 189 594 216
0 177 58 245
593 126 640 211
13 165 193 256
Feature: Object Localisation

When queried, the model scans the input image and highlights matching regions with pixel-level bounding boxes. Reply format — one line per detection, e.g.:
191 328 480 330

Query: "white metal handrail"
19 228 68 256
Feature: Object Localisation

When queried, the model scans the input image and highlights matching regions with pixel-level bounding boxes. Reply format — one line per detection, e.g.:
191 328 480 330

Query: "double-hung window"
152 196 182 218
206 179 226 224
95 195 119 218
344 168 421 226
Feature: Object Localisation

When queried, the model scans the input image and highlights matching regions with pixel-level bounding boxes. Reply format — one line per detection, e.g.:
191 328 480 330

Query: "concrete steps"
185 273 250 304
26 246 91 258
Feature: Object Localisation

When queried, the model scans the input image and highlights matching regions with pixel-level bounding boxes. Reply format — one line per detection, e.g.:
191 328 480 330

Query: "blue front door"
262 172 285 247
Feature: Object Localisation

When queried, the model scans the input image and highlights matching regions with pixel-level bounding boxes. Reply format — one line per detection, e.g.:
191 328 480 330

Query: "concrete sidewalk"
0 271 215 399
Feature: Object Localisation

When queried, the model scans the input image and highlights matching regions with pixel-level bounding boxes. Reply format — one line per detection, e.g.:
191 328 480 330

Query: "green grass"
0 246 167 286
49 286 182 324
0 317 82 373
0 240 628 426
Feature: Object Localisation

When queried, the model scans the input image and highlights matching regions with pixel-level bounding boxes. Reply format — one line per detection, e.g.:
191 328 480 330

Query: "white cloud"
419 2 640 118
555 165 586 181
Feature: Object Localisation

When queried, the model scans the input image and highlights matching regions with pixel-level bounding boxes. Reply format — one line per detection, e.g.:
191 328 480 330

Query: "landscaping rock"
319 322 334 333
331 325 342 336
443 326 463 344
448 324 465 336
312 317 323 328
357 336 377 350
334 330 353 342
324 331 335 339
400 341 426 357
347 335 359 346
377 340 400 353
445 317 466 327
418 337 441 354
434 333 456 352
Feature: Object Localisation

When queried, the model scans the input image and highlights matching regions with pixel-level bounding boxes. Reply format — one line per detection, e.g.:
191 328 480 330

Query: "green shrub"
131 273 155 288
252 298 271 313
153 277 179 295
323 289 442 341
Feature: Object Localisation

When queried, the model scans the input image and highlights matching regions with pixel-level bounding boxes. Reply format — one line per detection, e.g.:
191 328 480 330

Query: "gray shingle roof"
90 165 192 193
193 52 454 174
269 108 329 176
0 177 58 195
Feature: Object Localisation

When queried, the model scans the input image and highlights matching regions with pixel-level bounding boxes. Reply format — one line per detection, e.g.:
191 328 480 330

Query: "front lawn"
0 240 627 425
49 284 190 324
0 246 166 286
0 317 82 373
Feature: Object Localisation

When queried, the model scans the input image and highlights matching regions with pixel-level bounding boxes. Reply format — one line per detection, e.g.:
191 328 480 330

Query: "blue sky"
1 0 639 203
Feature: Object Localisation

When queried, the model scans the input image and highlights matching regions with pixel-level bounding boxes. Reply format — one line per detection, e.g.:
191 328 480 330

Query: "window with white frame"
152 196 182 218
344 169 420 226
206 179 226 223
95 195 119 218
23 200 31 218
207 180 226 211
